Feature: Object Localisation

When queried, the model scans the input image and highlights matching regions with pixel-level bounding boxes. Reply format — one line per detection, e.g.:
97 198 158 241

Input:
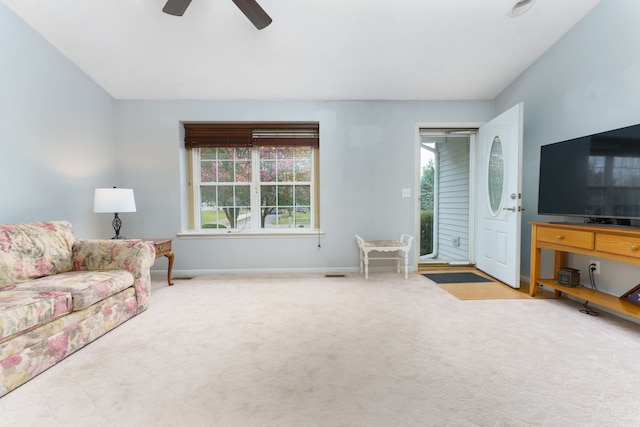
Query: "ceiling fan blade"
232 0 272 30
162 0 193 16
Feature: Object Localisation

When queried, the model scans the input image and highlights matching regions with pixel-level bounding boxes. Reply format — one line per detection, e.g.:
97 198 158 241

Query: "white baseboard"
151 265 417 277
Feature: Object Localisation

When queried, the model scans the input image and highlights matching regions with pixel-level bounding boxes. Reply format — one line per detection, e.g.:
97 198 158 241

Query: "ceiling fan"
162 0 272 30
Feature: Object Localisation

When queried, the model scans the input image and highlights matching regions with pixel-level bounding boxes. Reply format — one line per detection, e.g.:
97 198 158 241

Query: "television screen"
538 123 640 222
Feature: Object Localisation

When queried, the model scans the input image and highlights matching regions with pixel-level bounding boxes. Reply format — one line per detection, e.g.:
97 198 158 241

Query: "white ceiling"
2 0 601 100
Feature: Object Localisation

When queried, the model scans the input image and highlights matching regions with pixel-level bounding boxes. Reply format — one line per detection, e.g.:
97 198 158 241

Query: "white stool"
355 234 413 279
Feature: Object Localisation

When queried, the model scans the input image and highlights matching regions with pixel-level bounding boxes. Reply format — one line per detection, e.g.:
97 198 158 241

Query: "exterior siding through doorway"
437 137 470 261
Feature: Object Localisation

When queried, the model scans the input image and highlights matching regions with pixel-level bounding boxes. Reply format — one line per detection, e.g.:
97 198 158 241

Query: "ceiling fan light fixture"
509 0 535 17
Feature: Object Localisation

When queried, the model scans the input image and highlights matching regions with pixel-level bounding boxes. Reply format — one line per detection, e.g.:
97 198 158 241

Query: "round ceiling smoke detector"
510 0 535 17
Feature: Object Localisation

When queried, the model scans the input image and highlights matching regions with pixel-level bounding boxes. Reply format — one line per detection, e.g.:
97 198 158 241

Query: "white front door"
474 103 524 288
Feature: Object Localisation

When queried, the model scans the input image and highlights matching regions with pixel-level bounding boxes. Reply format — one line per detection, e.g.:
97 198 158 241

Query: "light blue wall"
495 0 640 295
0 2 494 274
0 4 117 237
116 100 493 274
13 0 637 282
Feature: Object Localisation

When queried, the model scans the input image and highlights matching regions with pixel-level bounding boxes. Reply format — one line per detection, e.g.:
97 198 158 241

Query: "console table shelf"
530 222 640 319
535 278 640 318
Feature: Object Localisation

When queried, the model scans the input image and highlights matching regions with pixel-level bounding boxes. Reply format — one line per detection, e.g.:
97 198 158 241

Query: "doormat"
422 272 493 284
421 271 558 300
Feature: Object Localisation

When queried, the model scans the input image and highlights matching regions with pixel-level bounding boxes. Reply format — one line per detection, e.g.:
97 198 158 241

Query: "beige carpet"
1 272 640 426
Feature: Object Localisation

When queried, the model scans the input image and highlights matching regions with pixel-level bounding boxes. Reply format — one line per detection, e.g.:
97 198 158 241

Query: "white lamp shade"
94 188 136 213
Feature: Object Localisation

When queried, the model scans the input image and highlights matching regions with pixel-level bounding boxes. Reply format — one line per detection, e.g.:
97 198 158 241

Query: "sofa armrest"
72 239 156 313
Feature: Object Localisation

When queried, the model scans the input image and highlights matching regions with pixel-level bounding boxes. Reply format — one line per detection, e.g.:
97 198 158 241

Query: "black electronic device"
538 123 640 224
557 267 581 287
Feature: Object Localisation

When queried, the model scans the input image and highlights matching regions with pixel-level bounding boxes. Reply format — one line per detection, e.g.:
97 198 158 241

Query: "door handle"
503 206 525 212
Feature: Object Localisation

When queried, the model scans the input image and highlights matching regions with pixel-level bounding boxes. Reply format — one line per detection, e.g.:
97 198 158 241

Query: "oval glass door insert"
488 136 504 215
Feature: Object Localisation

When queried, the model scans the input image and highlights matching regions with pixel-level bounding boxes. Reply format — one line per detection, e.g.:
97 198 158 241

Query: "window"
184 122 319 232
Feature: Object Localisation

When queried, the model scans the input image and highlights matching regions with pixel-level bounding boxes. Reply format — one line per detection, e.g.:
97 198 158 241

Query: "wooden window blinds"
184 122 319 148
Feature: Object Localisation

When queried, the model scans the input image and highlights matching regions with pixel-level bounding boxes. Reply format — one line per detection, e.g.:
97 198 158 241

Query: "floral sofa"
0 220 155 397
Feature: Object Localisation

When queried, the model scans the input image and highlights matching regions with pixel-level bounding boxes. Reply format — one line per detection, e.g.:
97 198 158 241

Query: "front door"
474 103 524 288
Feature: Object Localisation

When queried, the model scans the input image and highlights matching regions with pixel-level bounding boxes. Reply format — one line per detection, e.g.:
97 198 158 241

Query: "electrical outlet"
590 260 600 275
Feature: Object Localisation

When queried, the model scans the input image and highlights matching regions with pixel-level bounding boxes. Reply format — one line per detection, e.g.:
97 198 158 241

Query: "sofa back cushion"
0 221 75 288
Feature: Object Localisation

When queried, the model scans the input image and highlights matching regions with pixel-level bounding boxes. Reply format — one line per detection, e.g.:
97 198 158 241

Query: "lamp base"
111 213 126 239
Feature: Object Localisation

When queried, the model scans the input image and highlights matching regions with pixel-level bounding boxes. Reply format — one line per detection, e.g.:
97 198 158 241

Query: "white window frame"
187 146 319 234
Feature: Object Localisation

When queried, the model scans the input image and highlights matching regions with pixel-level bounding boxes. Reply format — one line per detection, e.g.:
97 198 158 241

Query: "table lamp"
94 187 136 239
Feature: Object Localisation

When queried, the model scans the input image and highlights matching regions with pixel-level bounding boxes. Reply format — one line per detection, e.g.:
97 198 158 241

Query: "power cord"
579 263 600 316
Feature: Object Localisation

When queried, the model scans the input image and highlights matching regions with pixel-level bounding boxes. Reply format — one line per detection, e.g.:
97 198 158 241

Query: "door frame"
414 122 484 269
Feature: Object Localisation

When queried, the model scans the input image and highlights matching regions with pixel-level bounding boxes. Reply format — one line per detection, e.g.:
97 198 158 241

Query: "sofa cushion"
0 290 72 341
0 221 75 288
6 270 134 311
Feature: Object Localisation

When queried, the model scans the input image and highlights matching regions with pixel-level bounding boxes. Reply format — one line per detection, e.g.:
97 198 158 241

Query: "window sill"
177 230 325 239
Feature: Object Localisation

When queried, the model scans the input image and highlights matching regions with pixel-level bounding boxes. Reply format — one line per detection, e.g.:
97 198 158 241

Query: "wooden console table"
150 238 174 286
530 222 640 318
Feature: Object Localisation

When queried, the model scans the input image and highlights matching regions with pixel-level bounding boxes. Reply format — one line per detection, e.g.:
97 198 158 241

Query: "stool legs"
364 251 369 279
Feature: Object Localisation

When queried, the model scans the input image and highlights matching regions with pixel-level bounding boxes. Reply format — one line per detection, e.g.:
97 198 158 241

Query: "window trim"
184 122 320 234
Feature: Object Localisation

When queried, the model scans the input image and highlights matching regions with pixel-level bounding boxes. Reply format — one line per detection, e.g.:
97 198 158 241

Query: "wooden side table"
150 238 174 286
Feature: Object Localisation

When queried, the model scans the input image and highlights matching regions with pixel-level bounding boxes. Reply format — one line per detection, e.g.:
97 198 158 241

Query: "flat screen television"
538 123 640 225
